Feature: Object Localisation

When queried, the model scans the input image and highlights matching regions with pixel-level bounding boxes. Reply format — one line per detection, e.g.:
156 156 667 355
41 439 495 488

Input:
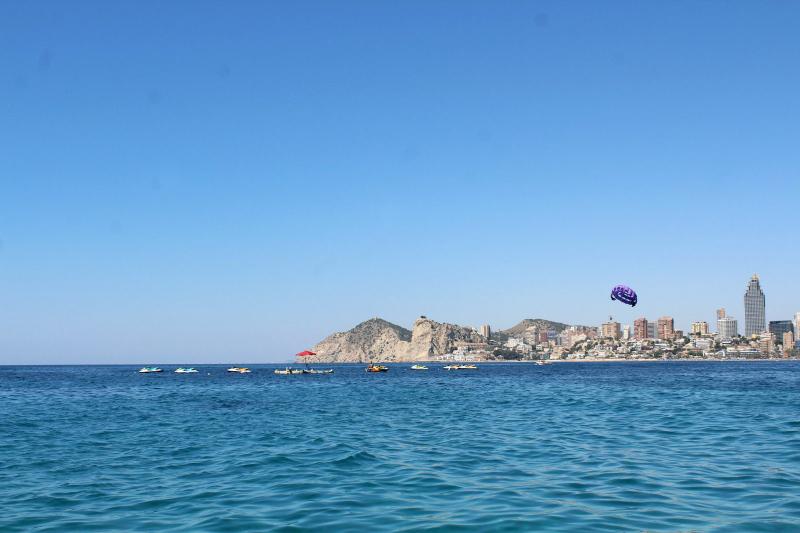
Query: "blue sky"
1 1 799 363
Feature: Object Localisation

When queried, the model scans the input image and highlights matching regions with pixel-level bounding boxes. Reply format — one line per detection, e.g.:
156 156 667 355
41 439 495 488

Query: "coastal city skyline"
300 272 798 364
422 273 797 352
597 274 794 344
426 273 799 362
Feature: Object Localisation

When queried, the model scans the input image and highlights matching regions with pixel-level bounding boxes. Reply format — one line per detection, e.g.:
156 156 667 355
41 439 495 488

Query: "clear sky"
1 1 799 364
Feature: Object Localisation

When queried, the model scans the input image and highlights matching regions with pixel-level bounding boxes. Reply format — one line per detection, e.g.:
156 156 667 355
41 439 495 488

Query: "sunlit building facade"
744 274 765 337
783 331 794 353
634 318 648 340
657 317 674 340
717 316 738 339
601 321 621 339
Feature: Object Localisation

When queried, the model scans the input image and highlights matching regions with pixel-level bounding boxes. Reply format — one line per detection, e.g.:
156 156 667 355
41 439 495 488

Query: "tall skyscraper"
717 316 738 339
480 324 491 340
657 317 674 340
716 308 726 320
623 325 631 340
647 322 657 339
691 321 710 335
634 318 648 340
744 274 765 337
768 320 793 344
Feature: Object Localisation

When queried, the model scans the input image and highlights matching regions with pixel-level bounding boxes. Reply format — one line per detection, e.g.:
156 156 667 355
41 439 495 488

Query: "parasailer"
610 285 637 307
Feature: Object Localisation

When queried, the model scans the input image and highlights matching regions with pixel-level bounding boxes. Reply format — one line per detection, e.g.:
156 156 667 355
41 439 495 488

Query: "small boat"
138 367 163 373
410 364 428 370
444 364 478 370
274 368 304 375
366 364 389 373
227 367 251 373
303 368 334 374
174 367 198 373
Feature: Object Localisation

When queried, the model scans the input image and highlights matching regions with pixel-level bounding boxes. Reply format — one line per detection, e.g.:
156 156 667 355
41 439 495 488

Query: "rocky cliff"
309 318 412 363
404 317 487 359
310 316 487 362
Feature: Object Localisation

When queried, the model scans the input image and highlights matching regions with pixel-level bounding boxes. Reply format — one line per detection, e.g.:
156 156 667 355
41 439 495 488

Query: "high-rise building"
480 324 491 340
744 274 766 337
769 320 794 344
657 317 674 340
634 318 648 340
623 325 631 340
783 331 794 352
601 320 621 339
717 316 738 339
691 321 710 335
794 312 800 341
716 308 726 320
647 322 657 339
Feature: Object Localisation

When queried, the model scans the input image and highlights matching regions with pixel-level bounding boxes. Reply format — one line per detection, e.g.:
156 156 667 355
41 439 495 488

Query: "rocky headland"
308 316 568 363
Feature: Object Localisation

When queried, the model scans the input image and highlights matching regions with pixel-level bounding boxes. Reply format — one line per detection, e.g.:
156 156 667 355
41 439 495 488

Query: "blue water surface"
1 362 799 532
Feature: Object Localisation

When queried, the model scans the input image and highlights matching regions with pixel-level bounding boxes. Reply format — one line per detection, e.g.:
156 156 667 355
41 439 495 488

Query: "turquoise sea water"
1 362 799 532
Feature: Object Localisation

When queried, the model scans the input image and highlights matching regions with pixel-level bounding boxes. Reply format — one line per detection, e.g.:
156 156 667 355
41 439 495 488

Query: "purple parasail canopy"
610 285 637 307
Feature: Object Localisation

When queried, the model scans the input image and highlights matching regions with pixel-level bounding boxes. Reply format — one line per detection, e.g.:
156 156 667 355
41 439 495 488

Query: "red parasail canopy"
296 350 316 357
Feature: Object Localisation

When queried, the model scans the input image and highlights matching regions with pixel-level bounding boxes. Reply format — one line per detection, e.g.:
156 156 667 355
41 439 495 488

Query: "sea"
1 361 799 532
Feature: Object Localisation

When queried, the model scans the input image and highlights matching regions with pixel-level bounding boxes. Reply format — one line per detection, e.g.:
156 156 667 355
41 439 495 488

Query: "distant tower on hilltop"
744 274 766 337
480 324 491 340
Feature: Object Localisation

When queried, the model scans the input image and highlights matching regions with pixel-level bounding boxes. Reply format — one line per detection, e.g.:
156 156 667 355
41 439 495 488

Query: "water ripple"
1 362 799 531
